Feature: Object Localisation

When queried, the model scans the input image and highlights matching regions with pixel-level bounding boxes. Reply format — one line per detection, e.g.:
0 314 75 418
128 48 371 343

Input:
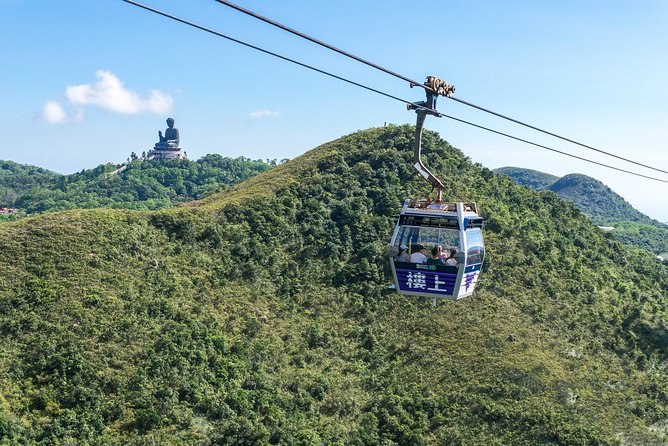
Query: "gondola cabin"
389 199 484 300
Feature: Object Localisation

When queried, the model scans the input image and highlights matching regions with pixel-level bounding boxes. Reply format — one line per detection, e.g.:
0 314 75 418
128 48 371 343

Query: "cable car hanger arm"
407 76 455 201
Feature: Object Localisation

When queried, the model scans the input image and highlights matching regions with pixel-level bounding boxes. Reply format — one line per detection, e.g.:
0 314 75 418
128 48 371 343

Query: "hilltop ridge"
493 166 558 191
0 126 666 445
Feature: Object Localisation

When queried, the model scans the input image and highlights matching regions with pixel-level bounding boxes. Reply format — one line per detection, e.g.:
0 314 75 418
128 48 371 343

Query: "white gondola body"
389 199 484 300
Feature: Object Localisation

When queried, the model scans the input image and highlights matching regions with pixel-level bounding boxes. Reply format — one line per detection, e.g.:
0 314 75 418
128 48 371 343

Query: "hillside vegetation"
549 174 659 226
493 167 558 191
610 221 668 256
495 167 668 255
0 155 273 214
1 126 667 445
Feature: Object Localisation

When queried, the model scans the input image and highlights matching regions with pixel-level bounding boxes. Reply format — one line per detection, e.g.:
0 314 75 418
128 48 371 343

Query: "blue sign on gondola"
395 267 458 296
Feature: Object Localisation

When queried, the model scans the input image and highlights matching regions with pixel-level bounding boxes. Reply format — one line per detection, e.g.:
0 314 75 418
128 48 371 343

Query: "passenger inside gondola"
427 247 445 265
445 248 459 266
409 244 428 263
396 244 410 262
436 245 448 261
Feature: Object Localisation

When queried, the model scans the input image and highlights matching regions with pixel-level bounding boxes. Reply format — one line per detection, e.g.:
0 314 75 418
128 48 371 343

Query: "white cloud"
40 101 68 123
250 109 280 120
66 70 173 114
40 70 173 124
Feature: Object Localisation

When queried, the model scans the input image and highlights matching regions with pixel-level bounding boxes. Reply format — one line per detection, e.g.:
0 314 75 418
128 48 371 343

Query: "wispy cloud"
250 109 280 120
40 70 173 124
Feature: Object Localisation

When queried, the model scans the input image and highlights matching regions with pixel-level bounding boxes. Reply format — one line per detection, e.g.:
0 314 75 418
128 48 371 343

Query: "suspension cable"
121 0 668 184
212 0 426 89
441 114 668 183
120 0 413 107
212 0 668 177
447 96 668 176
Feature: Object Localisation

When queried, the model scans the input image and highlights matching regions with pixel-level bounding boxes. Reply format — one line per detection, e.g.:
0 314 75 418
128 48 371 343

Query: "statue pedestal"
147 148 188 160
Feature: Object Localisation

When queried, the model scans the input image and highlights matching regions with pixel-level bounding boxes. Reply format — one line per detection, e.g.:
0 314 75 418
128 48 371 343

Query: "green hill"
549 174 668 255
494 168 661 227
1 126 666 445
609 221 668 256
495 168 668 255
0 155 273 214
0 161 59 207
548 173 659 226
493 167 558 191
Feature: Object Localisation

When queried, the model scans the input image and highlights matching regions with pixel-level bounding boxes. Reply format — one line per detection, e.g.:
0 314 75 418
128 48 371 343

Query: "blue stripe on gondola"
395 268 458 296
464 264 482 273
463 217 484 229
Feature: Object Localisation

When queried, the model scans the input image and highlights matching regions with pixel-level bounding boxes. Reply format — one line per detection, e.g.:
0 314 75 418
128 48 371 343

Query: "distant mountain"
0 155 274 214
549 173 661 226
495 167 668 254
494 167 658 225
493 167 558 191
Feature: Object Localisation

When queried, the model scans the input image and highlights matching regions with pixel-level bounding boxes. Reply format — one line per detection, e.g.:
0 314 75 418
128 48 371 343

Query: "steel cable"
212 0 668 177
121 0 668 184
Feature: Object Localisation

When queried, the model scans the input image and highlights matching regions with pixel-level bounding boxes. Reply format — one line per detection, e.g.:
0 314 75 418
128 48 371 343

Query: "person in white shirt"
409 244 428 263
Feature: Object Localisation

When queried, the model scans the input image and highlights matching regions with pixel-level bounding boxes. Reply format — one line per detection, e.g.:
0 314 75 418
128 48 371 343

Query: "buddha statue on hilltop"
154 117 180 150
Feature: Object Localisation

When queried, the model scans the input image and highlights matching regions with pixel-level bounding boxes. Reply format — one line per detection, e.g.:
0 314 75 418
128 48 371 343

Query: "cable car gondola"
389 76 485 300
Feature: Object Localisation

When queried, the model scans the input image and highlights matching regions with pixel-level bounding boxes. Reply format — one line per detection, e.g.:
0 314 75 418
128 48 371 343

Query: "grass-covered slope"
1 126 667 445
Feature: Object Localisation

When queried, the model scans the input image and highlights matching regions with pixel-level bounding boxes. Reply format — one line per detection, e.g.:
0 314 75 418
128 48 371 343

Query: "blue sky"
2 0 667 222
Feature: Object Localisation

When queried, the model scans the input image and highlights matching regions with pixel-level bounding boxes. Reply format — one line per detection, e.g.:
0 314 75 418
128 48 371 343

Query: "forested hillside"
549 174 659 226
493 167 558 191
0 161 59 210
494 168 661 226
495 167 668 255
0 155 273 214
610 221 668 255
0 126 666 445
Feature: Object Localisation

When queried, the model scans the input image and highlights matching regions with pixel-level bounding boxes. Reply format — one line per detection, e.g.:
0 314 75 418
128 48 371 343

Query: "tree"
1 190 17 207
